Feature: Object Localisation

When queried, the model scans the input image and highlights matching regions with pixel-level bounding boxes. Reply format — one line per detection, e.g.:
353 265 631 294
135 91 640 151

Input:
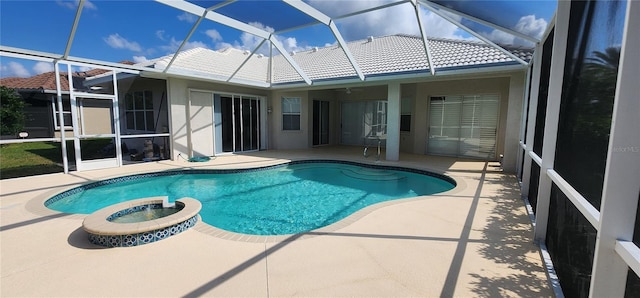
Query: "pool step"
341 169 406 181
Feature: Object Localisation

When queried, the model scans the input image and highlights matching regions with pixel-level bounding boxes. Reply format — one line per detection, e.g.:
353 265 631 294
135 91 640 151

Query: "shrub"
0 86 25 136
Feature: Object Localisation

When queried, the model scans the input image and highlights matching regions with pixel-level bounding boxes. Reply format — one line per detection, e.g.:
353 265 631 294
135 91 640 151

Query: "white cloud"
33 62 54 74
1 62 30 78
156 30 166 41
133 56 149 63
205 29 222 42
515 15 548 39
177 12 198 23
160 37 209 53
83 0 97 10
306 0 470 41
73 66 92 72
482 15 547 46
56 0 97 10
210 22 313 55
103 33 142 52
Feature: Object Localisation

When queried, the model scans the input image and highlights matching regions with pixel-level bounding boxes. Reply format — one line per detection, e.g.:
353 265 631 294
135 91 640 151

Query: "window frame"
400 97 412 132
281 97 301 131
51 97 72 130
124 90 154 132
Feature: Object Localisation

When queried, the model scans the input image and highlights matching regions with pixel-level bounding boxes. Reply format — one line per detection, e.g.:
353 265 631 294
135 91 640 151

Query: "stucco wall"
268 90 309 149
165 71 525 173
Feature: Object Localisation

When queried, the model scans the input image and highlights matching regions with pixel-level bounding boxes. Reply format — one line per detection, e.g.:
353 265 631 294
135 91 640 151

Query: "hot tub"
82 196 201 247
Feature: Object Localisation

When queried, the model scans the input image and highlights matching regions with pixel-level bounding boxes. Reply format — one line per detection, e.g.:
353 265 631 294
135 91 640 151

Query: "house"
0 71 87 138
78 34 532 172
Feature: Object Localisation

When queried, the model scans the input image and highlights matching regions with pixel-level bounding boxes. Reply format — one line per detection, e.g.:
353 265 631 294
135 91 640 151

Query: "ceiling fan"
335 87 363 94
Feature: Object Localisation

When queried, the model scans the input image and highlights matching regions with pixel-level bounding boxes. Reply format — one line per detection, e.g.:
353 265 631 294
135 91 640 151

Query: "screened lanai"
1 1 639 297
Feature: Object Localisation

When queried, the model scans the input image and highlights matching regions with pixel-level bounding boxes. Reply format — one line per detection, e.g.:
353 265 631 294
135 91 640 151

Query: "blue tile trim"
105 202 185 221
46 160 455 207
87 215 198 248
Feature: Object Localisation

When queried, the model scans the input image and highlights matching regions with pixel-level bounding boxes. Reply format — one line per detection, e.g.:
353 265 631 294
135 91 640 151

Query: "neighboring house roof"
0 72 75 92
151 34 533 86
0 61 137 93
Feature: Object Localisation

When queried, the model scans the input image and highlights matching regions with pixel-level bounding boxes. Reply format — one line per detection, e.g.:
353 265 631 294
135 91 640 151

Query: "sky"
0 0 557 78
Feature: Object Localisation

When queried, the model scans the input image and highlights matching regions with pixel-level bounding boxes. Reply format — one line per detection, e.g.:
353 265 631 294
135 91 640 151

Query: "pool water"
47 162 455 235
109 207 182 223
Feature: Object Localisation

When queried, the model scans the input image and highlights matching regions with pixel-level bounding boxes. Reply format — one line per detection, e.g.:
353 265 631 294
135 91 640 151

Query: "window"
428 94 500 159
400 97 412 132
125 91 154 131
51 97 72 129
282 97 300 131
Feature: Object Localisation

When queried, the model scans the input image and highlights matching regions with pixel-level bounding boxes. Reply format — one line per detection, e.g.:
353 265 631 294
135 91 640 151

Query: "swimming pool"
46 160 455 235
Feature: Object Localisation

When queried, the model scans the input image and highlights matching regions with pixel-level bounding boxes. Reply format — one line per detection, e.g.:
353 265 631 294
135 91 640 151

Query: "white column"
386 82 400 161
534 0 571 242
54 62 69 174
516 66 532 179
521 41 543 196
590 1 640 296
503 73 524 173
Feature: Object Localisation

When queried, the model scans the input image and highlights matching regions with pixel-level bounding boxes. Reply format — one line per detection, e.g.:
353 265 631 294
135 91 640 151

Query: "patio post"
386 82 400 161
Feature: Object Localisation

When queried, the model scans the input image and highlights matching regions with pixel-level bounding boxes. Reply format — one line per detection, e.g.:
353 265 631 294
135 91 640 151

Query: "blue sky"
0 0 557 78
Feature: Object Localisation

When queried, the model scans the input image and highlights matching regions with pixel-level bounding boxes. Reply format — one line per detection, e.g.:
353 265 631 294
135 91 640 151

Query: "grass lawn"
0 142 64 179
1 139 128 179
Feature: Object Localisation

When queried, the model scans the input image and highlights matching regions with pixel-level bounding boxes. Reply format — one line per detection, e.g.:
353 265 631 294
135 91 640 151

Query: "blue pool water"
46 161 455 235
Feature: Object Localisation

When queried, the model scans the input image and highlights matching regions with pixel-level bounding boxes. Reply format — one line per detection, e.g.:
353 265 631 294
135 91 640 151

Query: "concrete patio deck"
1 147 553 297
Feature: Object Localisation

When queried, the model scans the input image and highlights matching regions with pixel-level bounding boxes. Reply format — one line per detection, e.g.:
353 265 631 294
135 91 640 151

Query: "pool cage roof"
0 0 555 88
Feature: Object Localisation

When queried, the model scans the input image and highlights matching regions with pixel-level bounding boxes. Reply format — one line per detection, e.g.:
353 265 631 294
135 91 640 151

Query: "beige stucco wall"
268 90 310 149
164 70 525 173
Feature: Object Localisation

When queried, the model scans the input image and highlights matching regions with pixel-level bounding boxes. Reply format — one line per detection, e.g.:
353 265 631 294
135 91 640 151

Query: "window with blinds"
428 94 500 159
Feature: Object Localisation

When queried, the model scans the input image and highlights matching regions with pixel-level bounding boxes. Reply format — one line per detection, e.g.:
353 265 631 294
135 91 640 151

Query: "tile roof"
0 72 74 92
0 61 134 92
154 47 270 83
154 35 532 86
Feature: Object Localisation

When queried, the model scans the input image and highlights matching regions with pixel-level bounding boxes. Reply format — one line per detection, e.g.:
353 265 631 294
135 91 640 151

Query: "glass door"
428 94 499 159
313 100 329 146
214 94 261 154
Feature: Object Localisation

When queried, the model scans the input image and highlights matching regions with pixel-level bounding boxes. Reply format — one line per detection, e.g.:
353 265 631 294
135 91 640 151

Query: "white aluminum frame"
517 1 640 296
589 1 640 296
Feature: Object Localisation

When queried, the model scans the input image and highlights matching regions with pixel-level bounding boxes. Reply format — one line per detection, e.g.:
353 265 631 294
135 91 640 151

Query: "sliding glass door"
214 95 260 154
428 95 499 159
313 100 329 146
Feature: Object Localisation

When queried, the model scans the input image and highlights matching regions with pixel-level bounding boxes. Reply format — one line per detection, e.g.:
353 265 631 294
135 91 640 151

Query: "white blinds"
428 94 499 159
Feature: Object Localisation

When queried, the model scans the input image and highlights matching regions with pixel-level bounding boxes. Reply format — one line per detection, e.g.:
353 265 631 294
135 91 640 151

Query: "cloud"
133 56 150 63
515 15 547 39
482 15 547 46
209 22 313 55
177 12 198 23
160 37 209 53
205 29 222 42
33 62 54 74
56 0 97 10
103 33 142 52
156 30 166 41
1 62 30 78
306 0 470 41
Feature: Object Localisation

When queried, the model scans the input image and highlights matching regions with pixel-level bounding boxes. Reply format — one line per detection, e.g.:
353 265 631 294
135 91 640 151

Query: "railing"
363 137 382 161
